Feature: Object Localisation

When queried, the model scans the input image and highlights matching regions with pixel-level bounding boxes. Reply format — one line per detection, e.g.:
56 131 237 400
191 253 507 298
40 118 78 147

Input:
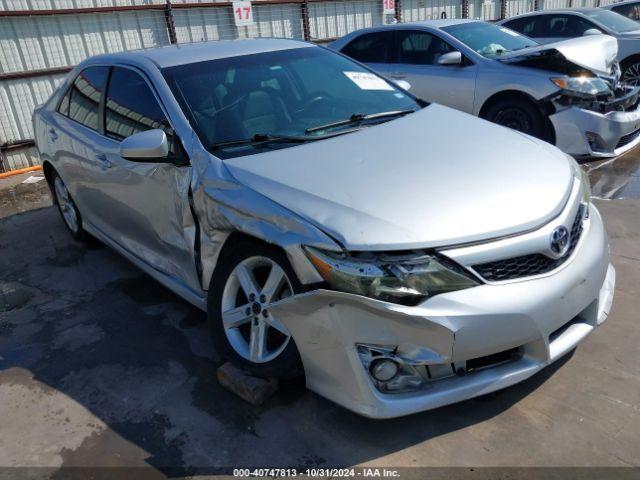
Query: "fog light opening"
357 344 427 393
585 131 608 153
370 359 399 382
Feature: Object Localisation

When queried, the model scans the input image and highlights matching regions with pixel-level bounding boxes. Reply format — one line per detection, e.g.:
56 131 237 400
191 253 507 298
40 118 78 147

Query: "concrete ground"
0 153 639 477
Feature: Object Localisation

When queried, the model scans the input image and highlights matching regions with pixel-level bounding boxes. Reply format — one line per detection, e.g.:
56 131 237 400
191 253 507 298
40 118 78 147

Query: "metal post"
462 0 469 18
500 0 506 19
395 0 402 23
533 0 539 10
164 0 178 44
301 0 311 41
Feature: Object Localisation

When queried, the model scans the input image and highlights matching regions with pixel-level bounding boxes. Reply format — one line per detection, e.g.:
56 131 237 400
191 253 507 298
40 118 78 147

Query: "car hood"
223 105 573 251
499 34 618 75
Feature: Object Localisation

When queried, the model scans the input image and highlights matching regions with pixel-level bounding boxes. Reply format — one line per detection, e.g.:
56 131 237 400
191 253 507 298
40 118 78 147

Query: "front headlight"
304 247 479 305
551 76 612 96
567 154 591 204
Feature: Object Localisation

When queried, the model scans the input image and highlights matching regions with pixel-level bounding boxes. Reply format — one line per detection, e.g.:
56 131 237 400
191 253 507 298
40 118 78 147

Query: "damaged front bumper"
550 86 640 158
270 204 614 418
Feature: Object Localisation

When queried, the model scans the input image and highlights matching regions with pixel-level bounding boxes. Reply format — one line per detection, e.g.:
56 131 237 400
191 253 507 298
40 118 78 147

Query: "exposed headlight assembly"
304 247 479 305
551 76 612 97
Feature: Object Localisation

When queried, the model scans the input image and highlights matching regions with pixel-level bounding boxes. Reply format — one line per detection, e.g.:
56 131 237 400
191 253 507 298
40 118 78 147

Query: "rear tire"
52 171 85 241
484 97 545 139
207 241 304 379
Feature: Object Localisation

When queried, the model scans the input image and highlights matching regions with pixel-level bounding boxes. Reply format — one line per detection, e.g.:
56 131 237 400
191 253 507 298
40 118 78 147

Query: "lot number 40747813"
233 1 254 26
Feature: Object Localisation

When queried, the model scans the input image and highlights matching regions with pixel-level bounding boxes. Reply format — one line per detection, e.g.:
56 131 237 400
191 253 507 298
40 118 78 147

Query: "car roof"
504 8 600 18
376 19 479 29
602 0 640 6
82 38 314 69
405 19 479 28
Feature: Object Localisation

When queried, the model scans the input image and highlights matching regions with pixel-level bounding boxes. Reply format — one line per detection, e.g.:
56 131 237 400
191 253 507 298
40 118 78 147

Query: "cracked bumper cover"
550 101 640 158
271 205 615 418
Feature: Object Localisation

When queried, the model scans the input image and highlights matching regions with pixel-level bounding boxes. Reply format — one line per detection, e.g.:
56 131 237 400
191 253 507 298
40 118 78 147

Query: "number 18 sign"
382 0 395 15
233 1 254 27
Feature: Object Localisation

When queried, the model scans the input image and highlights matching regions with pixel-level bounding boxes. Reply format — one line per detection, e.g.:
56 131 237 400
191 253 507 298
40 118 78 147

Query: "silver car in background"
33 39 615 418
331 20 640 158
601 0 640 22
500 8 640 85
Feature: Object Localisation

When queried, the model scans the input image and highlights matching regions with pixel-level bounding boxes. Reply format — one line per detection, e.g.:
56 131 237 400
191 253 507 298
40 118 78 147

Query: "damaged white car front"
501 35 640 157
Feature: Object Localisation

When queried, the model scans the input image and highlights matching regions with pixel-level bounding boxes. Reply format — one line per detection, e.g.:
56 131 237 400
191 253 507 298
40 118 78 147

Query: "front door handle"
96 153 112 170
388 72 406 79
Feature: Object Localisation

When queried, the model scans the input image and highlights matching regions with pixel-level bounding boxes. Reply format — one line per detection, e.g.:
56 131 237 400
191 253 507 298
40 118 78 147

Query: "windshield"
162 47 421 159
584 9 640 33
442 22 538 58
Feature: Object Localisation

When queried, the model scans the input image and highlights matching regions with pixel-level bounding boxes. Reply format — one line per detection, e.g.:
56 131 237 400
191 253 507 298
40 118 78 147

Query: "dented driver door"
88 66 201 293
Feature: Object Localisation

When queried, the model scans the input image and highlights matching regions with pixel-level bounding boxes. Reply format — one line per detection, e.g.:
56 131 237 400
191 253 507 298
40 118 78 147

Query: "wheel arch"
478 89 556 144
620 53 640 68
41 160 57 204
203 230 323 292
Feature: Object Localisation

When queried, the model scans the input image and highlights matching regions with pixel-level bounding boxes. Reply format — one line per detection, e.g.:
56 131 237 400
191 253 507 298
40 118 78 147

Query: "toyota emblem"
550 226 570 258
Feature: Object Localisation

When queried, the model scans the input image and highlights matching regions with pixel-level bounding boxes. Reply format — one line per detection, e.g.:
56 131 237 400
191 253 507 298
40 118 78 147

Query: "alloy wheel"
221 256 294 363
622 62 640 86
54 177 79 234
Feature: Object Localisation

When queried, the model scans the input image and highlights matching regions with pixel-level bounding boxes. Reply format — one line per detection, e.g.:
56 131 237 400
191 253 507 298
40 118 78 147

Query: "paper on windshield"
344 71 394 91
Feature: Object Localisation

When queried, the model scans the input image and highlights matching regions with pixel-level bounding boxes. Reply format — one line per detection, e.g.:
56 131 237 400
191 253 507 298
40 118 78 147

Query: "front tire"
485 98 545 139
52 171 85 241
621 58 640 86
208 241 304 379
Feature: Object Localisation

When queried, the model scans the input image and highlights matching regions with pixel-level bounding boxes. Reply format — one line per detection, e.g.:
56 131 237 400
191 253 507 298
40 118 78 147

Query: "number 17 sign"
383 0 395 15
233 1 254 27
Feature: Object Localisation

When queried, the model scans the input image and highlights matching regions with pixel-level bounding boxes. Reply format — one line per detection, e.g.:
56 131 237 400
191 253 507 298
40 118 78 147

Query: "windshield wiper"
211 130 357 150
305 109 416 134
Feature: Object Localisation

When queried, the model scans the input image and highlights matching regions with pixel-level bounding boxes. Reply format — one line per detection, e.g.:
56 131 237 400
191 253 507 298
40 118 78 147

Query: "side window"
66 66 109 131
612 3 640 20
104 67 172 144
341 32 394 63
57 87 71 117
543 15 597 37
503 17 538 36
397 30 454 65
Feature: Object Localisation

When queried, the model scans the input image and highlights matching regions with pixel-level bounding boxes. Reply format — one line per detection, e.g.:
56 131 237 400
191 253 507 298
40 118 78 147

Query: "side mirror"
393 79 412 91
120 129 169 162
583 28 603 36
437 51 463 66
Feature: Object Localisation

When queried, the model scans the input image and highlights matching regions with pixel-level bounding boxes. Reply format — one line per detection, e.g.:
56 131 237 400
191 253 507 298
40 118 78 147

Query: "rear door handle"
49 128 58 142
96 153 112 170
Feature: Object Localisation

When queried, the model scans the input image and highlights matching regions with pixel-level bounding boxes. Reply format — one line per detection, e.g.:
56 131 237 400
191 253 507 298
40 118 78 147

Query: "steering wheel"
295 94 332 115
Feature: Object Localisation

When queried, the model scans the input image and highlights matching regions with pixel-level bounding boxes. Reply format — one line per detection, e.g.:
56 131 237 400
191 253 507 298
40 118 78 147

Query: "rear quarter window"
66 66 109 131
342 31 395 63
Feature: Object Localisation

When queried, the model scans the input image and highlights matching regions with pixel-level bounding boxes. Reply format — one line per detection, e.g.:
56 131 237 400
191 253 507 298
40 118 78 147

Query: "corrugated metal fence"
0 0 623 171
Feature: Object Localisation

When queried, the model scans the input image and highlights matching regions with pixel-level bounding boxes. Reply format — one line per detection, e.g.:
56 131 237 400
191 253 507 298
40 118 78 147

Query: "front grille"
616 128 640 149
472 205 585 282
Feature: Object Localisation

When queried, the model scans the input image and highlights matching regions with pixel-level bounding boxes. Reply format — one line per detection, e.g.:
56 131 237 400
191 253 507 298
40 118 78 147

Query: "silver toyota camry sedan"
33 39 615 419
331 20 640 158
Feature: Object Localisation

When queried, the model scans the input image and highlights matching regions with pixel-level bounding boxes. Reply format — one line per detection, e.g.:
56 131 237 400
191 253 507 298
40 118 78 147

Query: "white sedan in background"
501 8 640 85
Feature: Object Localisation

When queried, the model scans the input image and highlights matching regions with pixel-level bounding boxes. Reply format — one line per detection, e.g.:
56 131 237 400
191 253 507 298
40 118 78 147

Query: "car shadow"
0 207 575 477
